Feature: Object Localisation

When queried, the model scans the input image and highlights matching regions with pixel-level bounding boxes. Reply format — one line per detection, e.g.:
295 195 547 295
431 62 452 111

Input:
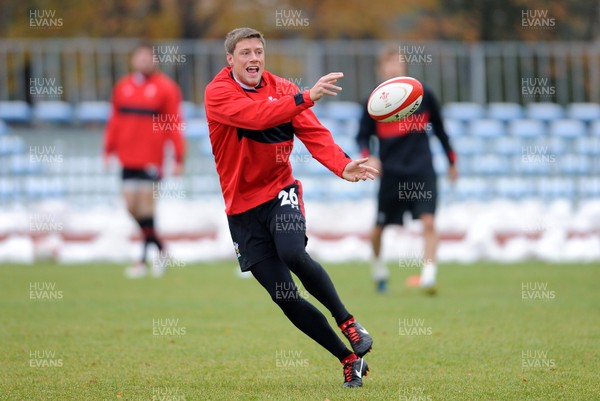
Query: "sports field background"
1 261 598 400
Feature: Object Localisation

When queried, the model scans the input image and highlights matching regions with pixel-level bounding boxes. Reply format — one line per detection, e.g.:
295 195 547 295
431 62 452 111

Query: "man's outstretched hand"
342 157 379 182
309 72 344 102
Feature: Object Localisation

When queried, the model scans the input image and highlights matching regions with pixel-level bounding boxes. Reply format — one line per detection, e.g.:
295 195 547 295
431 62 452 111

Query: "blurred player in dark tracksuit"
357 45 458 293
104 43 185 278
205 27 378 387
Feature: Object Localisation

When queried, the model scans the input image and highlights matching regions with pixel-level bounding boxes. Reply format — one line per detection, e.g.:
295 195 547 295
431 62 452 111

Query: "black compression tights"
250 246 353 361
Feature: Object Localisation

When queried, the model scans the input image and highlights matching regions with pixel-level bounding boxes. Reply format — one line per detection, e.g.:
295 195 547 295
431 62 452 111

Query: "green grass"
1 261 599 400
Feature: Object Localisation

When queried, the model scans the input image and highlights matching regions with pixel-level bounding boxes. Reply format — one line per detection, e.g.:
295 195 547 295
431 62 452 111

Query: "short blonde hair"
378 44 400 65
224 27 265 55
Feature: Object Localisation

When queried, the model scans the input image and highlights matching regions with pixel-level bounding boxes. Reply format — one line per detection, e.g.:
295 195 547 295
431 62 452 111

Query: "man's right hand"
309 72 344 102
342 157 379 182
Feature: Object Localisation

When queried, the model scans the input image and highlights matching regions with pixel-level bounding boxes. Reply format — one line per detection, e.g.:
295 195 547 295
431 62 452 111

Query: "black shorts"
227 181 307 271
376 171 437 226
121 166 162 182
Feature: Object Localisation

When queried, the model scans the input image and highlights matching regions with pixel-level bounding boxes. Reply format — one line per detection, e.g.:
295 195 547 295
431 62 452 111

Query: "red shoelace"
343 362 354 382
344 324 361 344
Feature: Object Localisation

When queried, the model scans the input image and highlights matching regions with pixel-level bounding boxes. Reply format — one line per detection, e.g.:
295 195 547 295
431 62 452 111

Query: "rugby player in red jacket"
205 28 378 388
104 43 185 278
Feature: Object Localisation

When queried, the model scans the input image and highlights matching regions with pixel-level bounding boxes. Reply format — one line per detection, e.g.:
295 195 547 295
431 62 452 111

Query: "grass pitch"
1 261 598 400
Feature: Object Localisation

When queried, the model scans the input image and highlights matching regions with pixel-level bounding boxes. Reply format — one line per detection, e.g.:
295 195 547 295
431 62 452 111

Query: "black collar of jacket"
229 70 265 92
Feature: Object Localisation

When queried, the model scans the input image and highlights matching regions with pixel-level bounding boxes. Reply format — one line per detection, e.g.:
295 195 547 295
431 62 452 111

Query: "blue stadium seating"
197 103 206 118
0 178 18 202
293 139 310 155
25 177 66 199
0 135 26 156
185 118 209 138
493 136 521 156
508 119 545 139
455 156 472 176
181 101 200 121
487 102 524 122
574 137 600 156
537 177 575 200
429 137 443 155
185 148 214 173
75 101 111 124
44 177 66 198
437 178 453 201
197 137 213 157
0 120 7 136
453 178 491 201
297 177 328 201
578 178 600 198
335 135 359 157
566 103 600 123
319 118 344 138
432 154 449 175
311 103 328 119
33 101 74 124
343 118 359 138
592 121 600 137
443 118 465 138
545 137 569 156
10 155 43 175
496 177 536 199
62 156 100 175
443 102 485 122
305 158 332 176
326 101 363 121
557 154 591 176
0 101 32 124
525 102 564 122
196 176 218 197
549 119 587 139
469 119 505 138
289 141 311 175
96 176 119 197
513 154 553 176
470 154 510 176
329 178 366 200
452 136 486 156
1 97 598 205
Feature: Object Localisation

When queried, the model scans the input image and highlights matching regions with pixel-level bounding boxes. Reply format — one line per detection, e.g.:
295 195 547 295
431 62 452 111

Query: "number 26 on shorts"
278 187 299 209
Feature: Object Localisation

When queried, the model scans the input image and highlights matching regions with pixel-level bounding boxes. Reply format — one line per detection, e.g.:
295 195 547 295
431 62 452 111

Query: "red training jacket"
104 72 185 171
205 67 351 215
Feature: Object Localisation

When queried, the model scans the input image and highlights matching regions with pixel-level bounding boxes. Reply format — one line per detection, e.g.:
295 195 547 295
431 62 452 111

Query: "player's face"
131 47 156 76
378 55 406 80
227 38 264 87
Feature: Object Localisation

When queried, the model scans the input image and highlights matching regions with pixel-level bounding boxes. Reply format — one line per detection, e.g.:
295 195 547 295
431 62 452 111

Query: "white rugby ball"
367 76 424 122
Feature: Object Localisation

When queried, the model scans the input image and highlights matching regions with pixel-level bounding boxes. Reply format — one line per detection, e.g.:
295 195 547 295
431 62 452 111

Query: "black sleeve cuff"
294 92 305 106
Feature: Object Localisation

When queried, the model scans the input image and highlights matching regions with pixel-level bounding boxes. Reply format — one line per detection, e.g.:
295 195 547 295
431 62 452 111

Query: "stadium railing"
1 39 599 105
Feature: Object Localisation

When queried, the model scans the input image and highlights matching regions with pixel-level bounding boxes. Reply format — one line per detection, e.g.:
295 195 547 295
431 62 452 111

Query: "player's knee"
421 216 435 233
126 203 138 218
270 285 303 308
279 250 310 271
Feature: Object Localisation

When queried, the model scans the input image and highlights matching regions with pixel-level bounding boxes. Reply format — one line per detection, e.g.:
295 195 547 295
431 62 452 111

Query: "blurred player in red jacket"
104 43 185 278
205 27 378 388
